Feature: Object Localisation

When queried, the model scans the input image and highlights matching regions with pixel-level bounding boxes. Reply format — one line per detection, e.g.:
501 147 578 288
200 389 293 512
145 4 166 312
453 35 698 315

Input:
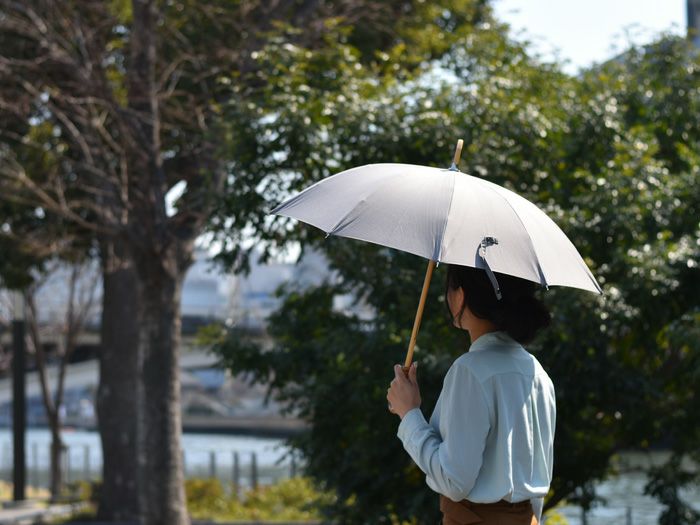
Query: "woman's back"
439 331 556 504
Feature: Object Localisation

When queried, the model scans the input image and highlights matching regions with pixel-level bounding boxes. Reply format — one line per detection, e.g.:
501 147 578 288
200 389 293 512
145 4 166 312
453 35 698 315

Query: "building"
690 0 700 48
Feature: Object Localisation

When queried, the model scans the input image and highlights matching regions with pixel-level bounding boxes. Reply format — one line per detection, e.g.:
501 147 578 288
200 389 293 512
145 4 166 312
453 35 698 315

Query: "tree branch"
0 158 118 235
24 289 57 419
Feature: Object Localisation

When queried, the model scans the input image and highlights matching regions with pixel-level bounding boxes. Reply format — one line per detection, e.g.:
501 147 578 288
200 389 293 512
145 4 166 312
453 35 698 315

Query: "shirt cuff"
531 497 544 524
397 407 428 444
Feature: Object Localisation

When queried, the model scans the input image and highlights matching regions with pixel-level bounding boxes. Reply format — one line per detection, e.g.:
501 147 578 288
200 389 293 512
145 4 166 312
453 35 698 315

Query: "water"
551 452 700 525
0 429 293 490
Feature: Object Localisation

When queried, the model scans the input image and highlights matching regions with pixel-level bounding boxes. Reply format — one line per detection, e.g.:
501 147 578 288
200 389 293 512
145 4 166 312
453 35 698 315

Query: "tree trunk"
25 293 64 501
136 258 189 525
96 239 141 521
49 426 63 501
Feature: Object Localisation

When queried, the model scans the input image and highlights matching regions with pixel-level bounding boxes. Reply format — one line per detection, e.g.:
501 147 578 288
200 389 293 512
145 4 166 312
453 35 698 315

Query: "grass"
46 477 331 523
0 480 50 502
186 477 333 522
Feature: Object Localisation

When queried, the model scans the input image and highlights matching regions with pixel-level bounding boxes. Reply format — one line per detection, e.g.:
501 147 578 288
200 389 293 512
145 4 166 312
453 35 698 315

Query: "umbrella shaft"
404 260 436 370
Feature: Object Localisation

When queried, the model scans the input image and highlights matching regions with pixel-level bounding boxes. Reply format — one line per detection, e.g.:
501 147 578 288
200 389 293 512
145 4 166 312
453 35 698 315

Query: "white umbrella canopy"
271 141 602 368
272 162 601 296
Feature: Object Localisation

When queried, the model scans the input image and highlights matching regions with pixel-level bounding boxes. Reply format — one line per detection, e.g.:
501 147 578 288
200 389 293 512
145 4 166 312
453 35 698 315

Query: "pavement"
0 501 88 524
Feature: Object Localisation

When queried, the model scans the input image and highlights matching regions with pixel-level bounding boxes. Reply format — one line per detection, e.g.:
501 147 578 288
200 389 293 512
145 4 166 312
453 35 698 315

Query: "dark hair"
445 264 551 345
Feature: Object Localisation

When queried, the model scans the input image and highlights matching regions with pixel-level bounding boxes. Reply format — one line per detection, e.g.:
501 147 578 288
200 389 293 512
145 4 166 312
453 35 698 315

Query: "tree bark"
136 255 190 525
49 426 63 501
125 1 191 522
96 239 141 521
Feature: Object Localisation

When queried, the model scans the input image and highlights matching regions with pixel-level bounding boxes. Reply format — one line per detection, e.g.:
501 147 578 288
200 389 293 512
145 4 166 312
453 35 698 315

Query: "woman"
387 264 556 525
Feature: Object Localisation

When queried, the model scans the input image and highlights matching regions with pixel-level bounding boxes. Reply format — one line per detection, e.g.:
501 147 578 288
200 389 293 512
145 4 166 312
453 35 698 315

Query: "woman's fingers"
408 362 418 385
394 364 408 382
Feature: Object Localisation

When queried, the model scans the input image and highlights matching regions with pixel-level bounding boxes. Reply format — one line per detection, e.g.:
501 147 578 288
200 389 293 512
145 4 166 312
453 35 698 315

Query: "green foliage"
211 22 700 525
185 478 229 516
210 1 498 272
62 480 101 504
538 39 700 516
241 477 335 521
185 477 334 521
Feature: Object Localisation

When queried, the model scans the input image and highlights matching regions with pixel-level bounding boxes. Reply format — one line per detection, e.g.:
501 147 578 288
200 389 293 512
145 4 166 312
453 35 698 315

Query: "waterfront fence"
0 441 300 493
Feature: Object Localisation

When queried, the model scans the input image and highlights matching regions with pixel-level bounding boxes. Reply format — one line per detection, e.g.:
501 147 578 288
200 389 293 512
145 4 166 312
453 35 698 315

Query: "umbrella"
271 140 602 369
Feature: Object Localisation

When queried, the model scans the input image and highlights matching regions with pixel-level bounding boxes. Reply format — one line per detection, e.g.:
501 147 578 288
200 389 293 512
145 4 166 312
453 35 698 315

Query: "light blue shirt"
397 331 556 521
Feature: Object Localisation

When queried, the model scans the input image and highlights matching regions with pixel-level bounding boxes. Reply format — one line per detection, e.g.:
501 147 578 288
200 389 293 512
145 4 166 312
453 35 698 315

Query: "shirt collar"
468 330 519 352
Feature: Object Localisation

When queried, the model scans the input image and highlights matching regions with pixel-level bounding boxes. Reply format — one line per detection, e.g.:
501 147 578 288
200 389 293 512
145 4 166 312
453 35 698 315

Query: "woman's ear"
451 287 466 328
455 287 465 309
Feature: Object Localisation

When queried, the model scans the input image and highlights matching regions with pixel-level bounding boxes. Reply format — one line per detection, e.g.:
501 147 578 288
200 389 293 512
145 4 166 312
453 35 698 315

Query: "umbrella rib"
491 187 549 288
436 171 457 263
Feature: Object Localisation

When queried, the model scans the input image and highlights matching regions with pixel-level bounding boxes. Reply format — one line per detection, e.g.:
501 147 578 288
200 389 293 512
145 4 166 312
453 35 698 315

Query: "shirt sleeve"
397 361 491 502
531 497 544 523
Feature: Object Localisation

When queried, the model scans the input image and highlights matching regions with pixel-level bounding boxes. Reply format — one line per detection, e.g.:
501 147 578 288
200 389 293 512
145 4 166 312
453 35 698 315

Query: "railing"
0 442 299 493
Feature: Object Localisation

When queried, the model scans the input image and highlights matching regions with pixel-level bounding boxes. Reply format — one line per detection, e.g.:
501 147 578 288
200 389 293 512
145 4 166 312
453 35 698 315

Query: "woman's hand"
387 363 421 419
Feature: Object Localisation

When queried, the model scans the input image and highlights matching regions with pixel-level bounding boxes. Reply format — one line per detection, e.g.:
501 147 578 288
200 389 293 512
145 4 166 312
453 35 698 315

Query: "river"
0 429 293 489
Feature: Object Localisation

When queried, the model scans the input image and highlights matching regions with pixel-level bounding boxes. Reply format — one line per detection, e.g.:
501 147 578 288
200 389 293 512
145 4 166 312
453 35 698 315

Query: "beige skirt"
440 495 538 525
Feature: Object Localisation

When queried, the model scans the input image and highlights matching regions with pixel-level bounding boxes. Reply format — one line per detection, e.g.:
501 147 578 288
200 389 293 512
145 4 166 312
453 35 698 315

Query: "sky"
492 0 688 73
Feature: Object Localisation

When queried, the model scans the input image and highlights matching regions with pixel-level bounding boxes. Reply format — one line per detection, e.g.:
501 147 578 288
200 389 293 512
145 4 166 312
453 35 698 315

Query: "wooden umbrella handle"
404 259 436 372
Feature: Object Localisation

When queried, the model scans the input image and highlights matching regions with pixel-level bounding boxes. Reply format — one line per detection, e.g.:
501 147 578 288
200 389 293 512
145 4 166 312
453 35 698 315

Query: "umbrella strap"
479 238 502 301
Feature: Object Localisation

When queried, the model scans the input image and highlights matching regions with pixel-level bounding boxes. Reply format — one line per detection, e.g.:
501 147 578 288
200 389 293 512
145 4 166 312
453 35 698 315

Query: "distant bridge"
0 342 306 438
